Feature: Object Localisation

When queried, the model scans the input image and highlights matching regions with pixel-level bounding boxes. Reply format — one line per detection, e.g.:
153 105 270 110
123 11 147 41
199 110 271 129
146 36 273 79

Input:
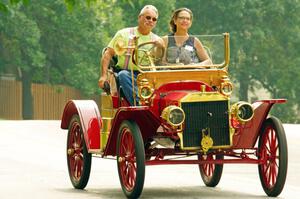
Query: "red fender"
232 99 286 148
103 106 161 156
61 100 101 151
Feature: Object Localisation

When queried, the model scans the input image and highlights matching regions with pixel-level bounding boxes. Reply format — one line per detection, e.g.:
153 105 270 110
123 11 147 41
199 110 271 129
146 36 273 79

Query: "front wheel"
67 115 91 189
258 116 288 197
198 153 224 187
117 120 145 199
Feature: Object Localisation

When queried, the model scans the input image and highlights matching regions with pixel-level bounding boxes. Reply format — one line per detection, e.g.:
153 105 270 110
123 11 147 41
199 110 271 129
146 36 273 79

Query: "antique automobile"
60 33 288 198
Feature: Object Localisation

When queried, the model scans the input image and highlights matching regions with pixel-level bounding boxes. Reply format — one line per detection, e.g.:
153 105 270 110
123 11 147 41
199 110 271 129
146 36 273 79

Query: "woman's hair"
169 7 193 33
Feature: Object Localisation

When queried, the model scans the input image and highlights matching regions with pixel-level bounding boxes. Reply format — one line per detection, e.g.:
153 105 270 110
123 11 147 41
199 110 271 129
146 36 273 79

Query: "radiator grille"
181 100 230 148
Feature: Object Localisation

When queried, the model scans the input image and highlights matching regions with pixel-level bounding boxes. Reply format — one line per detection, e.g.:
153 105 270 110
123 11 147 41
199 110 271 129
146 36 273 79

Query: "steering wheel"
132 41 164 67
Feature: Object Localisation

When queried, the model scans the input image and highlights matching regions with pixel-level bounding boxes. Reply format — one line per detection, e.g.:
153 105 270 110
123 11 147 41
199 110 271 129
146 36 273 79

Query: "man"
98 5 162 106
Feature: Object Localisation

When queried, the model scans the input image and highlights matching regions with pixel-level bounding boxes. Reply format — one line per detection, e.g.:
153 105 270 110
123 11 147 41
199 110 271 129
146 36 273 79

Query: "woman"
163 8 212 65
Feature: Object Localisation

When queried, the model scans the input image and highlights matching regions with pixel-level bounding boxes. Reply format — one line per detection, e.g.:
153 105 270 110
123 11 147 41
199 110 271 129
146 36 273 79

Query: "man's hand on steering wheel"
132 40 165 66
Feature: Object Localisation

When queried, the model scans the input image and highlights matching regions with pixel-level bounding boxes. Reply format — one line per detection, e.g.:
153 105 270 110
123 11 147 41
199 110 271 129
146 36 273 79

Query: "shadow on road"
55 186 281 199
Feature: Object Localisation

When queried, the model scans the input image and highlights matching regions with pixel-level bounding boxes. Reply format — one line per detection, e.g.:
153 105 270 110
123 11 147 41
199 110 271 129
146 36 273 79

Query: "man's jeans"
118 70 139 106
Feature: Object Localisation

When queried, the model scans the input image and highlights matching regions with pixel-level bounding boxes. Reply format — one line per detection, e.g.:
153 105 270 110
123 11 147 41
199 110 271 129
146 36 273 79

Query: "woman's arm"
194 37 212 65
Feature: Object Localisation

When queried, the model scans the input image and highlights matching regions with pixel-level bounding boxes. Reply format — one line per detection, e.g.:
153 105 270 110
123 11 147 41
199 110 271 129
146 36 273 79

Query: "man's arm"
98 47 115 88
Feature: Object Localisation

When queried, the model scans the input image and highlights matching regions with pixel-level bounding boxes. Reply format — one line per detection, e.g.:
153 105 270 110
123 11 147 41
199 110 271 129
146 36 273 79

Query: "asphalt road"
0 120 299 199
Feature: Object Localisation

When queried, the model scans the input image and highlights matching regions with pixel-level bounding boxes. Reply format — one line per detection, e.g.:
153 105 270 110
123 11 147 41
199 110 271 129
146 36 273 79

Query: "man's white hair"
139 5 158 17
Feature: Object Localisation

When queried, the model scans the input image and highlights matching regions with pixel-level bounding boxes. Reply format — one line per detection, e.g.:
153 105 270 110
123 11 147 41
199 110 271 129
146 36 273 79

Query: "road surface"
0 120 299 198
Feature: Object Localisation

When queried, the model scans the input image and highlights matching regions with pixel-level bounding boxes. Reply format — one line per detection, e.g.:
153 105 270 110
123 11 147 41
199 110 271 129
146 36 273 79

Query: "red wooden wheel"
198 153 223 187
117 120 145 199
258 116 287 197
67 115 91 189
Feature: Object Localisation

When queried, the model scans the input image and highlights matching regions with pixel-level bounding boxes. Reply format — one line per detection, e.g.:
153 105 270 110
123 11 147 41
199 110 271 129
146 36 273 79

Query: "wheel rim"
200 155 215 179
119 127 136 191
68 121 84 182
260 125 279 189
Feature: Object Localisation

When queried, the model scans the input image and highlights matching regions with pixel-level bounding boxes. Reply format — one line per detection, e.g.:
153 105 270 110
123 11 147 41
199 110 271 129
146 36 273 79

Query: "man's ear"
138 15 142 23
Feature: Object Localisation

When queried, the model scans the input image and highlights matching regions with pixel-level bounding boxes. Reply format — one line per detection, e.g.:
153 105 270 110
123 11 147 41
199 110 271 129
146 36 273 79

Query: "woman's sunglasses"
145 15 157 22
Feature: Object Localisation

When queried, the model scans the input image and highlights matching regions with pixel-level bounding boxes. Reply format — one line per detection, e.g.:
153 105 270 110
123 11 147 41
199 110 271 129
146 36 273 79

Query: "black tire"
198 154 224 187
117 120 145 199
258 116 288 197
67 114 91 189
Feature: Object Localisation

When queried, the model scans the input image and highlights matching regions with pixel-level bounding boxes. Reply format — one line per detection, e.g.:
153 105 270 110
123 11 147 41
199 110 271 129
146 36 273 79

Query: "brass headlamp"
138 78 154 100
161 105 185 127
231 102 254 123
220 76 233 96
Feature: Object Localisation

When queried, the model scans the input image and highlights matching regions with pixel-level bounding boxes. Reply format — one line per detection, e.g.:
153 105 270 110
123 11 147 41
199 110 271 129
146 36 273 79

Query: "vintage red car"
61 33 287 198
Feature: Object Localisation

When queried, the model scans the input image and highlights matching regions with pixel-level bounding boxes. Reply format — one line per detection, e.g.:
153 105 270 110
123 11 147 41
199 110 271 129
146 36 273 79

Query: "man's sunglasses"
145 15 157 22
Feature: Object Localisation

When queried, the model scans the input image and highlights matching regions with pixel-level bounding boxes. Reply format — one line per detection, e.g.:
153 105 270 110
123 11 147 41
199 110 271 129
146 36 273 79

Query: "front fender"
103 106 161 156
61 100 101 150
232 99 286 148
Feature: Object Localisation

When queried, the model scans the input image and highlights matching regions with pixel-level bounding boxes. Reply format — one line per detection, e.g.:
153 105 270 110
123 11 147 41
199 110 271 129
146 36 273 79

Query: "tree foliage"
1 0 300 122
176 0 300 122
1 0 124 95
0 0 29 13
0 0 124 118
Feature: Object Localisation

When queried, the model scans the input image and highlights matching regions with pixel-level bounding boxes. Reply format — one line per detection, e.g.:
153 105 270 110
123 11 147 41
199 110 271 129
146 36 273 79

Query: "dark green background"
1 0 299 122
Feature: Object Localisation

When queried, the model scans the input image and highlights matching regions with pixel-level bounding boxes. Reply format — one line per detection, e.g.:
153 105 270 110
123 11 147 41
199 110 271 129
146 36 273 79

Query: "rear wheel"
117 120 145 199
198 153 223 187
67 115 91 189
258 116 288 197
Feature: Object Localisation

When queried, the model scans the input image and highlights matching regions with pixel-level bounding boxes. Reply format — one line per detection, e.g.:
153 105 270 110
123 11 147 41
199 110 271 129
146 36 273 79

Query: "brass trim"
178 94 232 151
230 102 254 123
222 32 230 70
220 81 233 96
220 75 233 96
100 94 117 118
180 92 229 103
178 133 231 151
137 69 228 93
113 37 135 55
136 33 230 71
101 117 113 149
139 86 154 99
161 105 185 127
138 78 154 100
88 149 104 155
132 36 139 106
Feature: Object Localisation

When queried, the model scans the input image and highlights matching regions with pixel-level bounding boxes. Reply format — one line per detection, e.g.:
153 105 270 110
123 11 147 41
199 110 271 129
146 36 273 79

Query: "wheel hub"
118 156 125 162
67 148 74 155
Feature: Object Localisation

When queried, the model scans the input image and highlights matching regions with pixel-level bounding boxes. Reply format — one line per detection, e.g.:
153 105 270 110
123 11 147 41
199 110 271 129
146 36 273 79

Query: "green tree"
0 0 30 13
0 0 125 118
2 1 299 122
0 8 45 119
176 0 300 123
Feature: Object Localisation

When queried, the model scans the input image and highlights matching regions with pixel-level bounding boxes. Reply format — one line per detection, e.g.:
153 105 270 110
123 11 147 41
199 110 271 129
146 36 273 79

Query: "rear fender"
103 106 160 156
232 99 286 148
61 100 101 151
